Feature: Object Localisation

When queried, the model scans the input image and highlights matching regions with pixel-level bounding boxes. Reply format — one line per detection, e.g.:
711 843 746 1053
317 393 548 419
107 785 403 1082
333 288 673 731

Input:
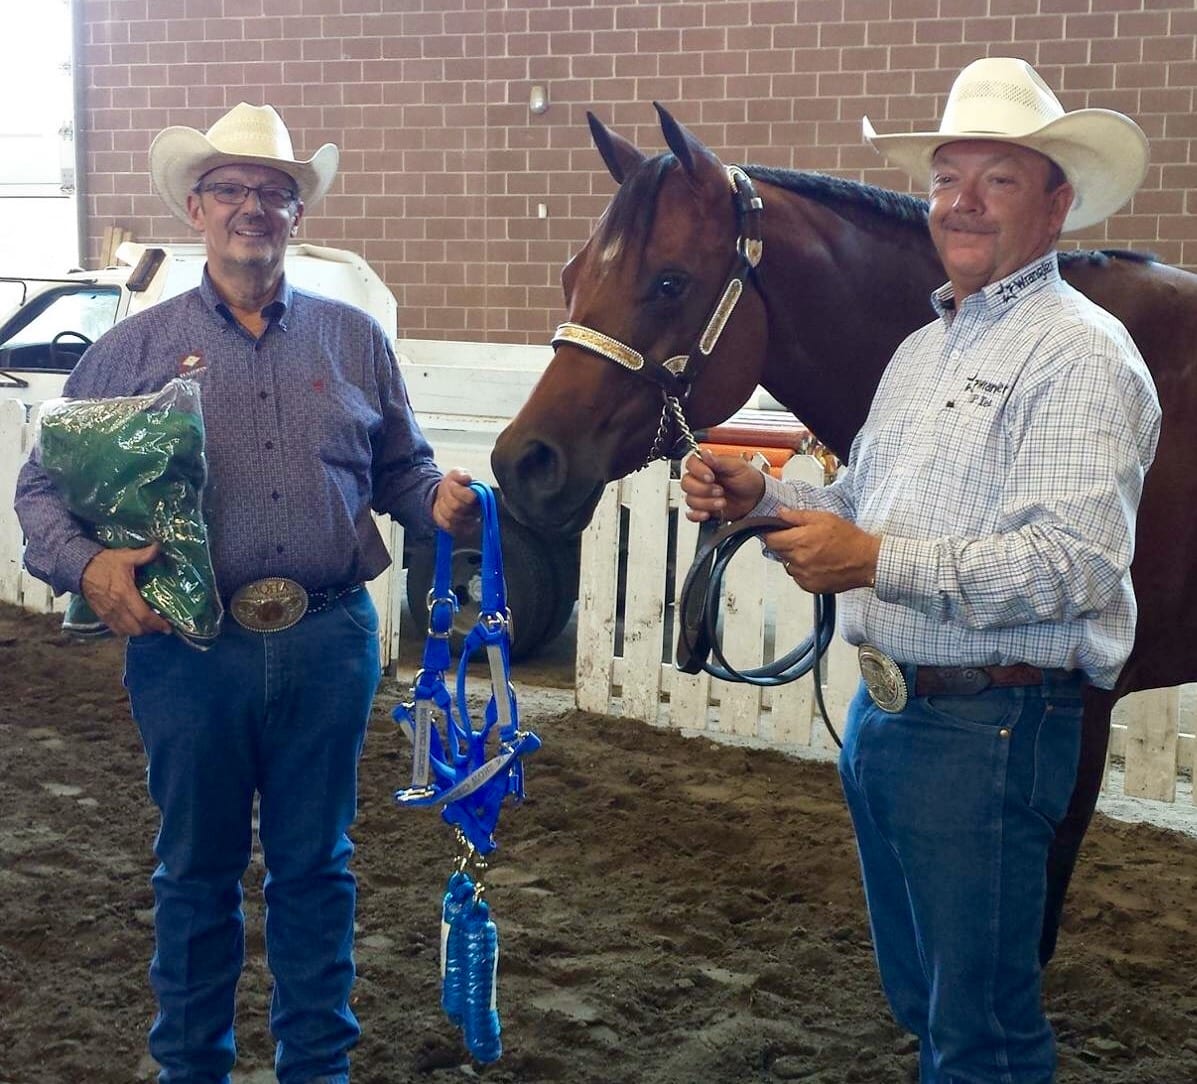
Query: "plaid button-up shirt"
757 254 1161 689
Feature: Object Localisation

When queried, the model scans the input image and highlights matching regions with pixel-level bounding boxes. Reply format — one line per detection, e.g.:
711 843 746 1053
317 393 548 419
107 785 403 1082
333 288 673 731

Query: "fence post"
668 499 712 732
0 401 27 605
620 461 670 723
1120 687 1180 802
716 522 766 738
576 482 620 715
769 455 824 747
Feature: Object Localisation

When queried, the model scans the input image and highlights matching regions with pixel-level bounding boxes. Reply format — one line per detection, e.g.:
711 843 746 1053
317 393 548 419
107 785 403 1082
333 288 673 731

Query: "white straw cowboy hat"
862 57 1149 232
149 102 339 224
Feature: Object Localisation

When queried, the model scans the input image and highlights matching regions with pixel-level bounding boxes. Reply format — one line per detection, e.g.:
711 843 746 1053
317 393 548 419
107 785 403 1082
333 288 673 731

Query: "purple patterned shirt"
15 271 443 599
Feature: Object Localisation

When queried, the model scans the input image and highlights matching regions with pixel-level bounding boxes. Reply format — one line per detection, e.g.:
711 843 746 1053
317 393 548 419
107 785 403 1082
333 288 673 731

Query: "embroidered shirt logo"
178 351 205 374
963 373 1009 408
996 257 1053 305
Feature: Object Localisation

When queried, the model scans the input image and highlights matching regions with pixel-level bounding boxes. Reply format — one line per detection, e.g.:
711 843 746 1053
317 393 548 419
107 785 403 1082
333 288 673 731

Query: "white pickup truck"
0 241 577 660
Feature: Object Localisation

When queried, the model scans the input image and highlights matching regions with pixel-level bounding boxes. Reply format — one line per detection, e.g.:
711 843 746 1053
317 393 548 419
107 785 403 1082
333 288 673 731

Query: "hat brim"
149 126 340 225
863 109 1149 232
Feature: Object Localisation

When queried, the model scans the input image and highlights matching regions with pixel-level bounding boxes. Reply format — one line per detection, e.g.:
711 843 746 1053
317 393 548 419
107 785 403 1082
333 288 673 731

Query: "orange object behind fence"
698 407 838 481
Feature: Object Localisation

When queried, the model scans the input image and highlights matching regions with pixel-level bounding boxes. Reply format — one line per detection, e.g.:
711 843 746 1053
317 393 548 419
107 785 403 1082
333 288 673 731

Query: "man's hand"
680 449 767 522
432 468 481 534
763 508 881 594
80 544 172 637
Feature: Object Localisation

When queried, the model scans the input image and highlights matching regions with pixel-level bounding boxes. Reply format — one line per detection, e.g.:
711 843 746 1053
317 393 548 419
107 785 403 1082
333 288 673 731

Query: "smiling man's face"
928 140 1072 301
186 163 303 285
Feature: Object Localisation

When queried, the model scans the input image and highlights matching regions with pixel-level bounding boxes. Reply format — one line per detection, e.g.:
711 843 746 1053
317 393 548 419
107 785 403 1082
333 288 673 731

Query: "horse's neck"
754 184 944 456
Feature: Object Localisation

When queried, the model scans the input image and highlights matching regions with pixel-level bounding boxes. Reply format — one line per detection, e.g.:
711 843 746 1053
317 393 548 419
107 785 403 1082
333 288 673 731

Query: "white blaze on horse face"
563 207 624 310
591 203 625 269
598 234 624 267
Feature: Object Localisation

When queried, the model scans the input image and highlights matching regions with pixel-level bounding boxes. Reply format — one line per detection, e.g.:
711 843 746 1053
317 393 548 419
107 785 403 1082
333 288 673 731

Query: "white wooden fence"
5 396 1194 807
0 399 411 670
576 455 1197 806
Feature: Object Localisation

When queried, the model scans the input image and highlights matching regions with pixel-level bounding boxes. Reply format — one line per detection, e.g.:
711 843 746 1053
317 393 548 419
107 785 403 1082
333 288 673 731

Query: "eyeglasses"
196 182 298 208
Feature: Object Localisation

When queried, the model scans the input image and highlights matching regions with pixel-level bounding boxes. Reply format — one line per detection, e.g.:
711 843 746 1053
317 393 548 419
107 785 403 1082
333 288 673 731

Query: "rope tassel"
460 895 502 1063
440 870 475 1027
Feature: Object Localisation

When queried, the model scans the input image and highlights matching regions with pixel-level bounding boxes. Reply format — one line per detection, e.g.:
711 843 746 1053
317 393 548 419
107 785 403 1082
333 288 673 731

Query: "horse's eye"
654 273 688 301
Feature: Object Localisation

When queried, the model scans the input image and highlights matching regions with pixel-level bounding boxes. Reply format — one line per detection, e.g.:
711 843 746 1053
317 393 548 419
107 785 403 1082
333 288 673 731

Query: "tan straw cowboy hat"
149 102 339 224
862 57 1149 232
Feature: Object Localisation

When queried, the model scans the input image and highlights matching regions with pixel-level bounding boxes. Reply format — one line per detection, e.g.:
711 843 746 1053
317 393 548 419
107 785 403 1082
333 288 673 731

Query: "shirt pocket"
308 380 376 470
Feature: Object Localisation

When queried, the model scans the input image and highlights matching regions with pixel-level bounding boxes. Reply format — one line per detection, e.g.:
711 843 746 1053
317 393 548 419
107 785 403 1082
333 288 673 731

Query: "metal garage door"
0 0 78 273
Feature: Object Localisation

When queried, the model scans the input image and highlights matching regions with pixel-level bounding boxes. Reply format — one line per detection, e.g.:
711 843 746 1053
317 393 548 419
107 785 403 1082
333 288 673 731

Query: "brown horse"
491 104 1197 964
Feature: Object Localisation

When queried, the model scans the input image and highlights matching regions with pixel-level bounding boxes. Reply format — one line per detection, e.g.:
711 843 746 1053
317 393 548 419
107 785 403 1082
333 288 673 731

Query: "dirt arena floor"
3 601 1197 1083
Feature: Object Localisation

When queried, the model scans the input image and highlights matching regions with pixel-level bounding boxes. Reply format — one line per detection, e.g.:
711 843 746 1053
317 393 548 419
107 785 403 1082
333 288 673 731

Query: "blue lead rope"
392 482 540 1064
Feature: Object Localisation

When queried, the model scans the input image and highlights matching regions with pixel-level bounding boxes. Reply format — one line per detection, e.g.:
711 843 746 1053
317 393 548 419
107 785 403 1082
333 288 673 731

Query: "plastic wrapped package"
36 377 222 647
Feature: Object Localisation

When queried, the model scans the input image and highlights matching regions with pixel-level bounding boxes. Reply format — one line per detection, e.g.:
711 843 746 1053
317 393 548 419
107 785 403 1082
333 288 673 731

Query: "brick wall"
79 0 1197 343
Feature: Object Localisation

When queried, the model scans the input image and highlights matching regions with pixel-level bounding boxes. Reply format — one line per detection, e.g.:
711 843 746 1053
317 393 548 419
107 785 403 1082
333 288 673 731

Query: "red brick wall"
79 0 1197 343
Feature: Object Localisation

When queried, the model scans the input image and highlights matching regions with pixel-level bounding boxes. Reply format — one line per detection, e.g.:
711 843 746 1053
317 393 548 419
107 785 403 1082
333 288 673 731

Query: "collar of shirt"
930 253 1060 323
198 267 293 332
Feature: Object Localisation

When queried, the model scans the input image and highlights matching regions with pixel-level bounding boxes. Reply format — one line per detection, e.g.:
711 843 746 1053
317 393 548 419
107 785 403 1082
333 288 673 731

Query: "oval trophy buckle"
230 577 309 633
858 645 908 713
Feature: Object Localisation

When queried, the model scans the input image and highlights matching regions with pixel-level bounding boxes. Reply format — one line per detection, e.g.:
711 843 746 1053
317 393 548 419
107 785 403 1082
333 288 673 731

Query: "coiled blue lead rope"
393 481 540 1063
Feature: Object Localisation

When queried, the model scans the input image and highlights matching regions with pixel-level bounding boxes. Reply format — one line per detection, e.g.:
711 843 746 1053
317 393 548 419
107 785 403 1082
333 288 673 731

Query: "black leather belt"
306 583 363 614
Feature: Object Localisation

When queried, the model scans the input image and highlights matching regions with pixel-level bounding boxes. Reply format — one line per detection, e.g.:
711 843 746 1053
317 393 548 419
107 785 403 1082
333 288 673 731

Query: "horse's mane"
602 156 1159 269
743 165 1160 268
744 165 931 227
1057 248 1159 267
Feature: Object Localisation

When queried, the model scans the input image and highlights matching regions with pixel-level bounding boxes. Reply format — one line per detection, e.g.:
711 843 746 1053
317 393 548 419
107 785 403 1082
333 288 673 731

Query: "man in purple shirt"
15 103 477 1084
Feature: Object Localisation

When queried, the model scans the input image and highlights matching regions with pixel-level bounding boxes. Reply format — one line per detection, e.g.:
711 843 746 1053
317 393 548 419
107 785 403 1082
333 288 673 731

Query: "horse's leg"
1040 685 1115 966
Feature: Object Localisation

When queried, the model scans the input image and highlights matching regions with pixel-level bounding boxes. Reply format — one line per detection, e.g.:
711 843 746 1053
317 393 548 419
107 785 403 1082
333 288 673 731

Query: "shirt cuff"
748 471 794 518
874 534 939 606
56 535 105 596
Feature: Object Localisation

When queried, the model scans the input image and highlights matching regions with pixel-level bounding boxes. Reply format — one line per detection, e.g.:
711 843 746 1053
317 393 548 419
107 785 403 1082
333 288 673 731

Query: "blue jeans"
123 588 382 1084
838 672 1084 1084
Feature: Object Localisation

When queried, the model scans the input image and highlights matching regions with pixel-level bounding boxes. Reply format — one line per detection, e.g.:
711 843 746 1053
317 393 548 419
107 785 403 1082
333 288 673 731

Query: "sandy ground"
3 601 1197 1083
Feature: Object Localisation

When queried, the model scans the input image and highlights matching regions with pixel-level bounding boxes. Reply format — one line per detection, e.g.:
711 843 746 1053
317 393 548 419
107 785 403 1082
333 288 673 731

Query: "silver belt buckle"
859 645 908 713
230 577 308 632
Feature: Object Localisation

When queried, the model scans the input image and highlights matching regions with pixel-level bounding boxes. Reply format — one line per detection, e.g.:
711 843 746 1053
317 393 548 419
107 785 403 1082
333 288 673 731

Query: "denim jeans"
838 672 1084 1084
123 588 382 1084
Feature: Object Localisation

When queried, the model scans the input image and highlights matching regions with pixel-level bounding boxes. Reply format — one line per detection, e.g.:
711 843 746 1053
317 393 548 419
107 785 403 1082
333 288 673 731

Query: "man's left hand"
763 508 881 594
432 468 480 534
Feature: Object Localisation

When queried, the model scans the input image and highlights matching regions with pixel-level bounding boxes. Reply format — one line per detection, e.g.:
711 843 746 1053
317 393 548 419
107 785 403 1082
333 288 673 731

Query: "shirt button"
265 441 274 449
271 491 279 500
276 545 284 554
259 390 268 400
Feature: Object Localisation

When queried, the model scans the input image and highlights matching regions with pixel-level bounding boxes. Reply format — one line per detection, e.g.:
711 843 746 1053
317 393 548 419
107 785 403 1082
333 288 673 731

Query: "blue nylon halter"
392 482 541 855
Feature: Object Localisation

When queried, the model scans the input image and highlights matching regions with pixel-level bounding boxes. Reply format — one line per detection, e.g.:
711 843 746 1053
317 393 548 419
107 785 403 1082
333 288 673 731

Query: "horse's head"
492 104 769 535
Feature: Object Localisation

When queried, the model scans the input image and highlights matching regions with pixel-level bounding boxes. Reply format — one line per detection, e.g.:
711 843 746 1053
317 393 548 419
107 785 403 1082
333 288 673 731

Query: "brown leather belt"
858 644 1080 713
914 662 1053 697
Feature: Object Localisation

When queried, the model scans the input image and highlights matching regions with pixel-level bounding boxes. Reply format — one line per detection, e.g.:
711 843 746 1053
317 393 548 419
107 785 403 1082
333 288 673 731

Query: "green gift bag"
37 377 223 648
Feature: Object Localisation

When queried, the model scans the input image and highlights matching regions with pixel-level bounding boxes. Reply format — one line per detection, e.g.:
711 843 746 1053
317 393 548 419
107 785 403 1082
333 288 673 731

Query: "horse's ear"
587 111 645 184
654 102 724 188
